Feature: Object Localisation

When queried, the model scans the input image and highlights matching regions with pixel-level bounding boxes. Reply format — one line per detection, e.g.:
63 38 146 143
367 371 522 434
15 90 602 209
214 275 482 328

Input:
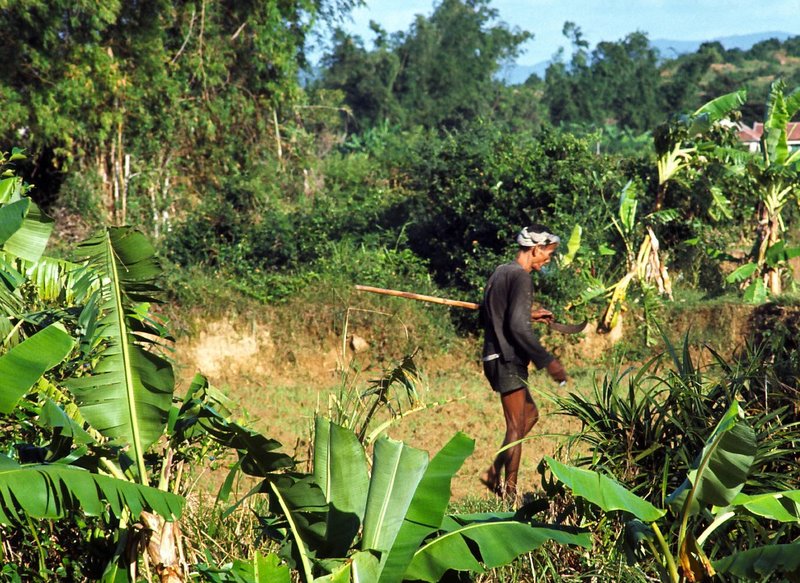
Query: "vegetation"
0 0 799 580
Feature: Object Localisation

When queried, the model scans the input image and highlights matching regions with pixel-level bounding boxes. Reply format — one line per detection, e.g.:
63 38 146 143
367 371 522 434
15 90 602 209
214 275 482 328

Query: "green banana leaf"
728 490 800 522
546 456 665 522
2 200 53 263
0 198 30 245
269 477 324 583
667 401 756 517
0 454 183 524
315 551 380 583
313 417 370 556
713 543 800 580
361 436 429 554
196 551 291 583
379 432 475 583
173 375 293 477
763 80 792 165
405 518 591 582
619 180 639 234
725 262 758 284
560 224 582 267
66 228 174 480
0 322 74 413
690 89 747 133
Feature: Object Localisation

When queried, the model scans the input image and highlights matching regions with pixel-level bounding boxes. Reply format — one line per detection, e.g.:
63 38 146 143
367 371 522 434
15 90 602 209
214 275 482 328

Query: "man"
480 224 567 500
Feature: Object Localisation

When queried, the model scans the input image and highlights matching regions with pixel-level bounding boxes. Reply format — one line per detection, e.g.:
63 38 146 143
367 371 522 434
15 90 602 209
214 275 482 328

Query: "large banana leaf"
269 476 327 583
2 200 53 263
546 456 665 522
0 322 74 413
196 552 291 583
316 551 380 583
713 543 800 580
379 432 474 583
666 401 756 517
763 80 793 165
172 375 293 477
0 198 30 245
728 489 800 523
0 454 183 524
66 228 174 480
690 89 747 132
361 436 429 554
405 518 591 582
313 417 369 556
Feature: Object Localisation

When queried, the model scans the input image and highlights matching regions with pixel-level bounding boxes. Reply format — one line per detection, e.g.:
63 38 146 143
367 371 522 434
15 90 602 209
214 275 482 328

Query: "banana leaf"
0 198 29 245
690 89 747 133
0 322 74 413
728 490 800 523
546 456 665 522
0 454 183 524
313 417 370 557
316 552 380 583
666 401 756 517
172 375 293 477
713 543 800 580
195 552 291 583
361 436 429 554
405 518 591 582
66 228 174 481
378 432 474 583
2 200 53 263
560 224 582 267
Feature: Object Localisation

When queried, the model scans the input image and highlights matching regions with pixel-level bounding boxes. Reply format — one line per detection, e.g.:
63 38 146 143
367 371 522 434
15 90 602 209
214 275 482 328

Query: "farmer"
479 224 567 501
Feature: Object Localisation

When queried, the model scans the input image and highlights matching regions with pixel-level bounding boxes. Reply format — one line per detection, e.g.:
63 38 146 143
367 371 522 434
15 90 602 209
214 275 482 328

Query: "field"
169 294 751 502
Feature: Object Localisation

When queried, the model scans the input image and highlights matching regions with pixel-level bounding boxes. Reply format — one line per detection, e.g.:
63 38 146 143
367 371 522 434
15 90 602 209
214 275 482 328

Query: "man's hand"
546 359 567 384
530 307 554 323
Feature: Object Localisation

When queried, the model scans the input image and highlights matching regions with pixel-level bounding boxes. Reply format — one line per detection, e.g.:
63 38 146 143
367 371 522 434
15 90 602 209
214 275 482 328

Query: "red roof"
738 121 800 142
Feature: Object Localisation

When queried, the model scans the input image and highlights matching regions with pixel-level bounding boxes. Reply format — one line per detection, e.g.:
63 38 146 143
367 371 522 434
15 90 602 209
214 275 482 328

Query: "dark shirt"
481 261 554 369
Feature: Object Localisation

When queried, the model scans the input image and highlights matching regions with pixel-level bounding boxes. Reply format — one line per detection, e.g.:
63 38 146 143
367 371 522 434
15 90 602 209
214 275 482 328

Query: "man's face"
530 243 559 271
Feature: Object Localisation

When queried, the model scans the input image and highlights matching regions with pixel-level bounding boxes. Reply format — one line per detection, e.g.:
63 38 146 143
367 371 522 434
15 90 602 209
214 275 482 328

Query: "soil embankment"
171 299 791 499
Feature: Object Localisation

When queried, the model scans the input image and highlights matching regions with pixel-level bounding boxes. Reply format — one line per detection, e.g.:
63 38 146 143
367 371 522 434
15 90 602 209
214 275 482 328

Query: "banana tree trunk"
140 512 185 583
755 203 782 296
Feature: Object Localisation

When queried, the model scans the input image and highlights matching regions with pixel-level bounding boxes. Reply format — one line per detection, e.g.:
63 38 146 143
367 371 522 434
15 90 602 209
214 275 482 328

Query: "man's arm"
506 271 554 369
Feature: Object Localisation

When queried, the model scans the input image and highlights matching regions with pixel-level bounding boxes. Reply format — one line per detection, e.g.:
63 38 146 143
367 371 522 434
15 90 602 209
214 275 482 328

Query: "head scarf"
516 226 560 247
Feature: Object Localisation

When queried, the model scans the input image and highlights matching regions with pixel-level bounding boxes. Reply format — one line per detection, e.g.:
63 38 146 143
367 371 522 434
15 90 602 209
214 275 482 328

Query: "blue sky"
327 0 800 65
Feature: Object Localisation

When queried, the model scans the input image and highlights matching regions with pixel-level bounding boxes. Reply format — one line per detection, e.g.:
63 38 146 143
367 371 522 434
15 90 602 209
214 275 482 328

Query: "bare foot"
480 469 503 497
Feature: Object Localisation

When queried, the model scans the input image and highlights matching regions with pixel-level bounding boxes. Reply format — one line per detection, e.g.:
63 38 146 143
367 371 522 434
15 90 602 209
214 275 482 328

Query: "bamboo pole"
354 285 480 310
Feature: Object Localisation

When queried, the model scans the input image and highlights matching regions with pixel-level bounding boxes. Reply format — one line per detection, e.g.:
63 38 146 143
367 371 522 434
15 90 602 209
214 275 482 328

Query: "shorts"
483 358 528 394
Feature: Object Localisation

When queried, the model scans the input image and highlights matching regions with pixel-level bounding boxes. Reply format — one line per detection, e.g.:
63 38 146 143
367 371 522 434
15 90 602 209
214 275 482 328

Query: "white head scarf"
516 226 560 247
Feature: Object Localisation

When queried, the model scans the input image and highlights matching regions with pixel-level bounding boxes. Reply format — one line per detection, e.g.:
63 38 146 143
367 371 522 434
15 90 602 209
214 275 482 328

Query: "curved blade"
548 320 588 335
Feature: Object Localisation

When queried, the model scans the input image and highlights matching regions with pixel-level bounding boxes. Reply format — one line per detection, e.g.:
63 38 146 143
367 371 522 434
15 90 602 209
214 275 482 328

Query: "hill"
499 30 795 85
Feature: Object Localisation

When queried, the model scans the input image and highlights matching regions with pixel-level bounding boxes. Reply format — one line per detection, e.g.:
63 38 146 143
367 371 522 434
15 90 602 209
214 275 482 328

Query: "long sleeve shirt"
481 262 554 369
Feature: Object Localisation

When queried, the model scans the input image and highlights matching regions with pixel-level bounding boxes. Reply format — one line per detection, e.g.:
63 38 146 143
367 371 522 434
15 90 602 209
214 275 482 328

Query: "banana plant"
546 401 800 582
724 80 800 299
264 417 590 582
597 181 675 335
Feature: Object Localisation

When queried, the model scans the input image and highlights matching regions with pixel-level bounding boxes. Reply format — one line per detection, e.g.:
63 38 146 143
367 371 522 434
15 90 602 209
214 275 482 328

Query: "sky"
326 0 800 66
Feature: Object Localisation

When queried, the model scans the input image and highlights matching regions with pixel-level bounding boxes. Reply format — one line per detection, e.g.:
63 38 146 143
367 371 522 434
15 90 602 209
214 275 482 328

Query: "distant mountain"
499 31 795 86
651 31 793 59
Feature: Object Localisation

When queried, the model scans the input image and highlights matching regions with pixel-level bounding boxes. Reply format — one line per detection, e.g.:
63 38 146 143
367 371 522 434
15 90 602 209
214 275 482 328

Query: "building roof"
738 121 800 143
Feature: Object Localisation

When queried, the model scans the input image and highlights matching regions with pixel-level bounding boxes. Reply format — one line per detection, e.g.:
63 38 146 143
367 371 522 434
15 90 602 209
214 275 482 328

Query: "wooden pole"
354 285 479 310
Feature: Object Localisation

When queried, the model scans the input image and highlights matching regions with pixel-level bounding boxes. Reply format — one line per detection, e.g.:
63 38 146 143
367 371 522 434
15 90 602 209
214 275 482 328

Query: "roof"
738 121 800 143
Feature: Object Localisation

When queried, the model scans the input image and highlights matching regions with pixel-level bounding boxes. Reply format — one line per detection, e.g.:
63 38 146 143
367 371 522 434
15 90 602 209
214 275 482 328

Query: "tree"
319 0 531 130
726 80 800 299
0 0 357 230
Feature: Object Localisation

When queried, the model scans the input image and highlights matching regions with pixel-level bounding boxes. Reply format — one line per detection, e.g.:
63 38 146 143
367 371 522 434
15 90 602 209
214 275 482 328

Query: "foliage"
547 398 800 582
398 123 623 311
318 0 531 130
259 418 590 582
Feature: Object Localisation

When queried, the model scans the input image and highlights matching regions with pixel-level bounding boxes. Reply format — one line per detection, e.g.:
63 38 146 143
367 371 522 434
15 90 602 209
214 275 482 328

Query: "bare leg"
483 387 539 500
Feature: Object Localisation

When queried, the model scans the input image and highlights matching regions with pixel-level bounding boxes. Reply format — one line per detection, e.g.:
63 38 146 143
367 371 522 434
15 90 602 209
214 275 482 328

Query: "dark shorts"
483 358 528 394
